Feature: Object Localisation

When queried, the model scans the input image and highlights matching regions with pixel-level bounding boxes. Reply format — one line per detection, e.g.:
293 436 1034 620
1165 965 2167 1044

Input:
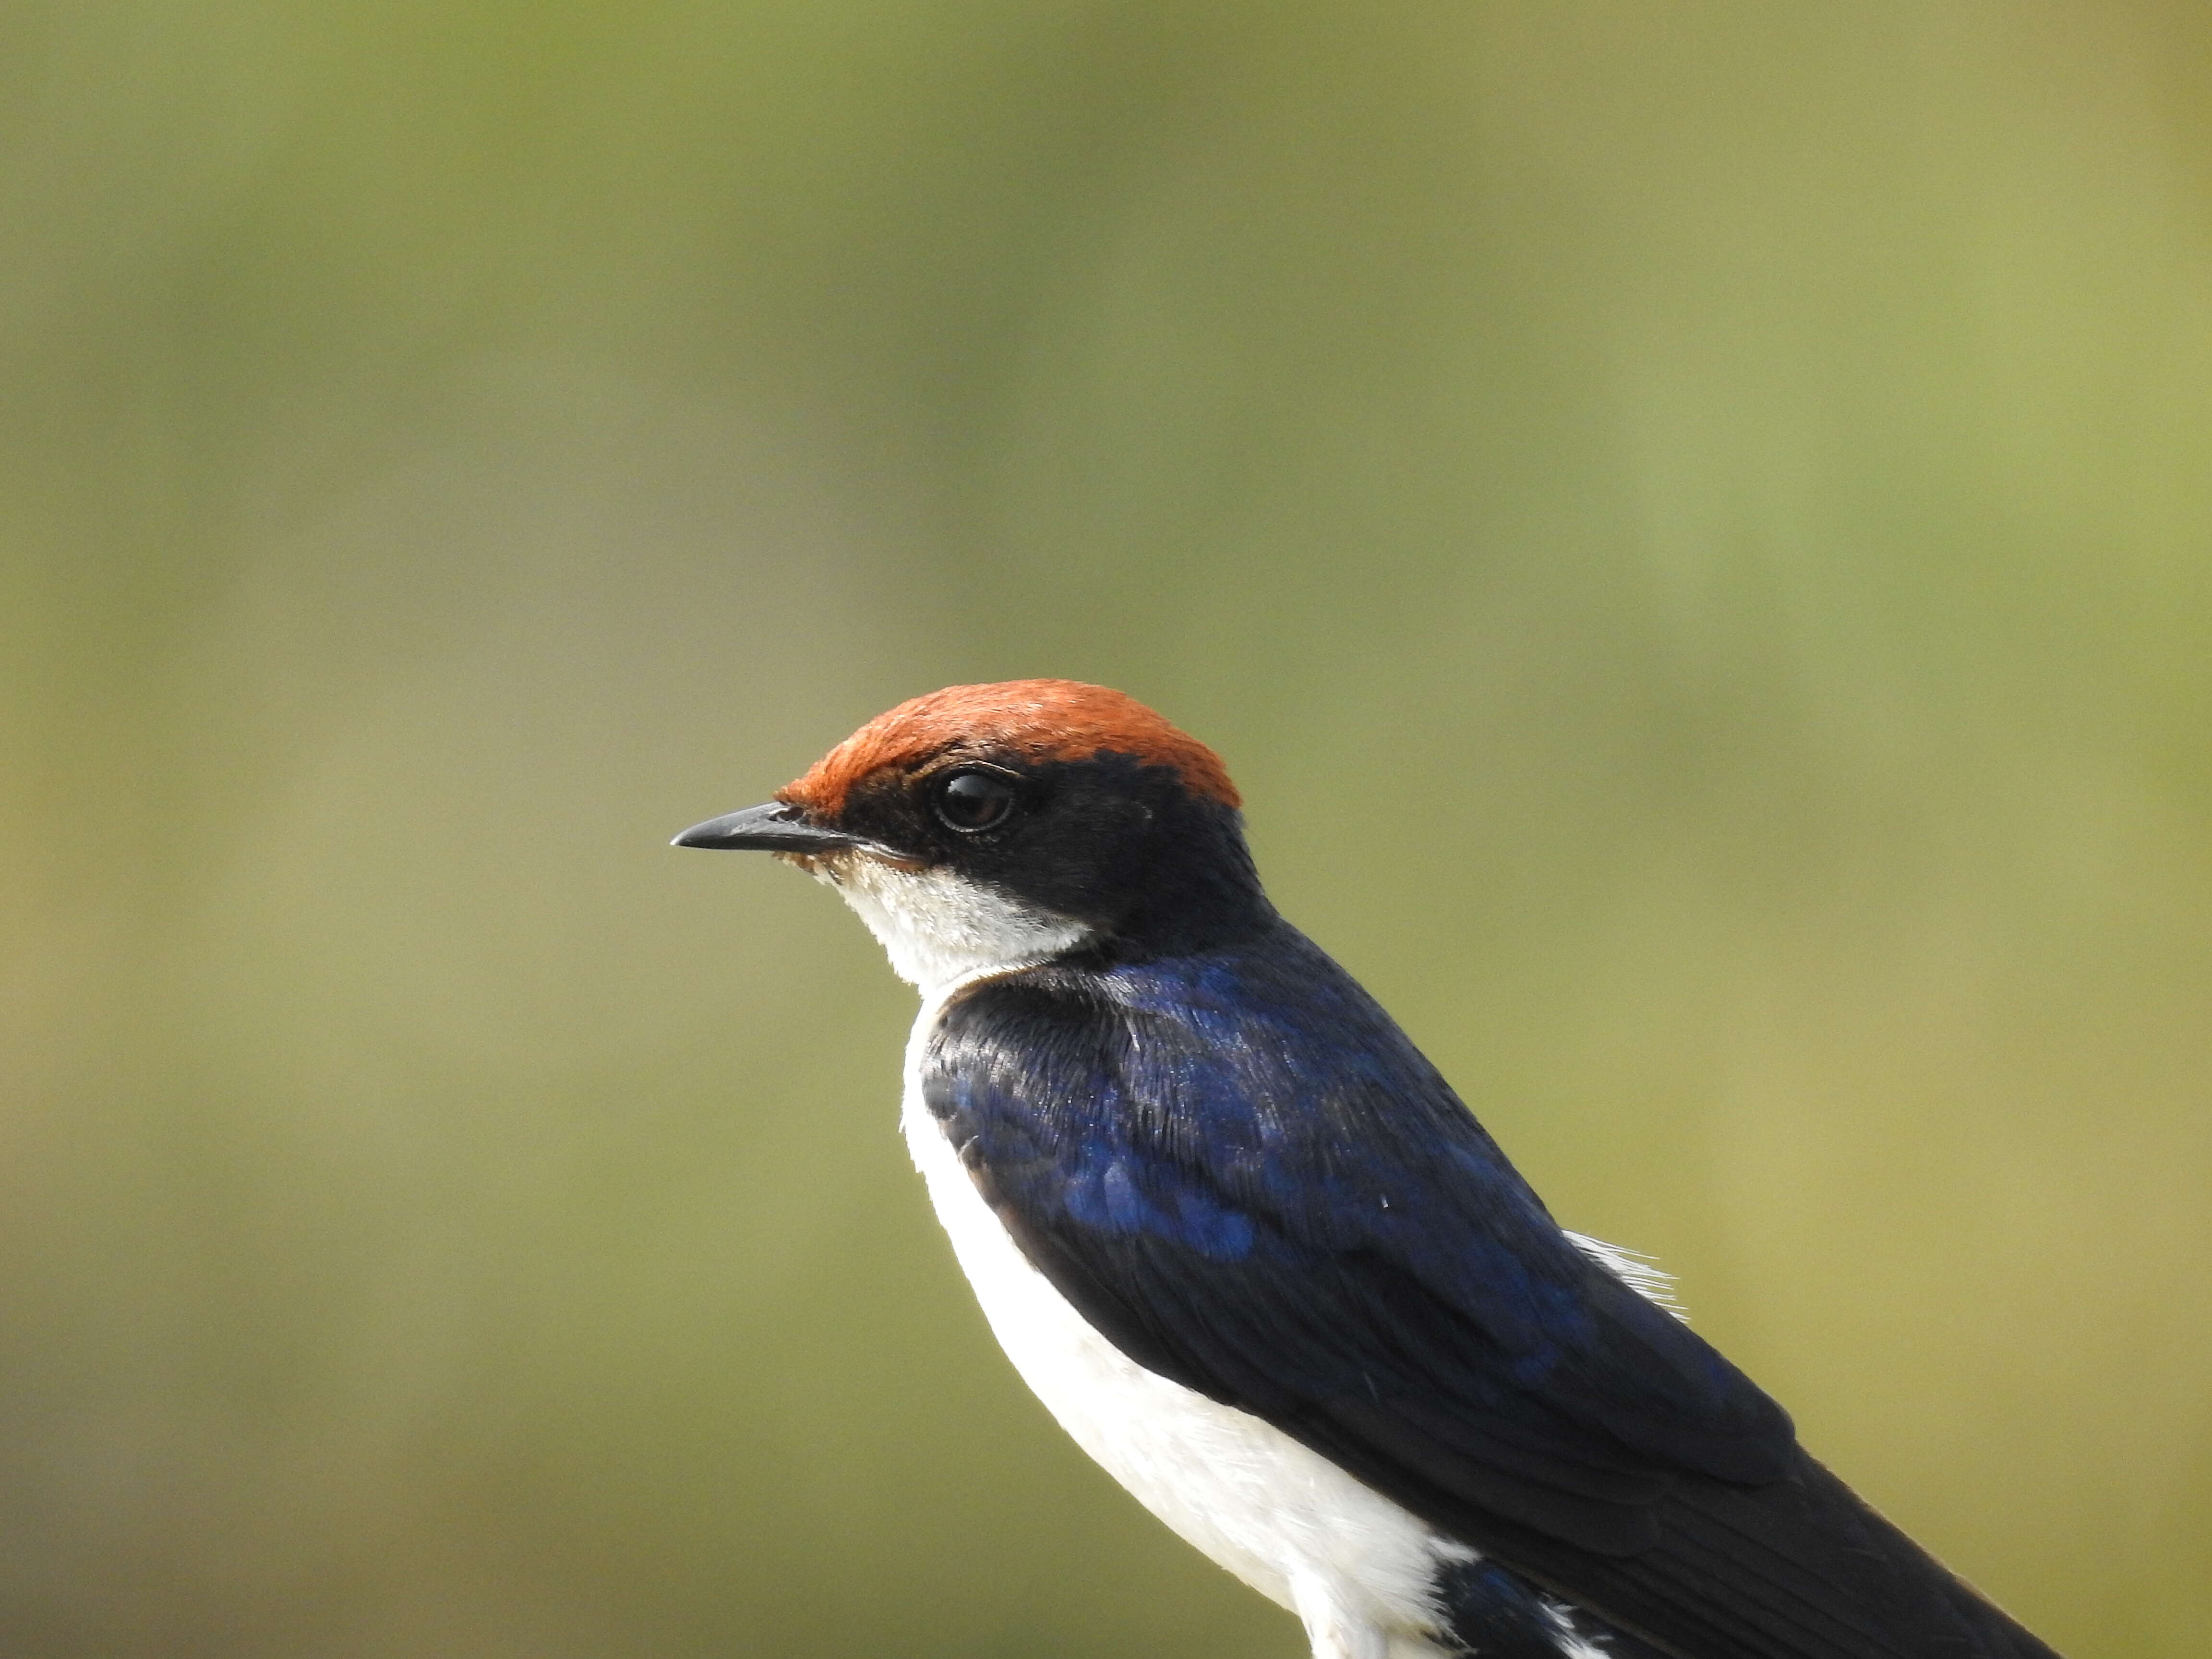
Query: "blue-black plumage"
926 930 2042 1658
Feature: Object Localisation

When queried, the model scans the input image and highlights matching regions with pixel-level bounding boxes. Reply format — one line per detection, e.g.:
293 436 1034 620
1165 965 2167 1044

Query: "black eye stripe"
934 769 1018 832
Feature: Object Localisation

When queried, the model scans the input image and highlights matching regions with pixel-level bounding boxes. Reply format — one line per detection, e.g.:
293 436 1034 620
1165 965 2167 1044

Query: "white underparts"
828 881 1664 1659
900 976 1476 1659
806 852 1091 991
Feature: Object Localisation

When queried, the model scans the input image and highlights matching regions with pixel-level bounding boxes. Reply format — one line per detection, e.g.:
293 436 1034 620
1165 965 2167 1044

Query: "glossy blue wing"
921 929 2061 1659
922 929 1794 1557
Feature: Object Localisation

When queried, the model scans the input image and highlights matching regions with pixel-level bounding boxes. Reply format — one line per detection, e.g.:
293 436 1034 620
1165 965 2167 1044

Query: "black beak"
670 802 862 853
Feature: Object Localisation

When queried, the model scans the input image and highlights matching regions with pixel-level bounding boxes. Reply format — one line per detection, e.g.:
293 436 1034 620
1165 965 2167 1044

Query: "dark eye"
934 769 1018 832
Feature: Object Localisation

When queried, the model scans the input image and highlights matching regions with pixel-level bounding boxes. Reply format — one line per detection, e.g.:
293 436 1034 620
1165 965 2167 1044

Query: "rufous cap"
778 680 1239 816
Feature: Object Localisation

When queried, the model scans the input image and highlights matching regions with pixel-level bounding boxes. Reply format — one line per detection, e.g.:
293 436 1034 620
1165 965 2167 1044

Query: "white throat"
808 853 1092 992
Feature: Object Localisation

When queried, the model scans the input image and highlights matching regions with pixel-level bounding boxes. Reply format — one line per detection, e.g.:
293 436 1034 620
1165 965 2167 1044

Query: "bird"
673 678 2063 1659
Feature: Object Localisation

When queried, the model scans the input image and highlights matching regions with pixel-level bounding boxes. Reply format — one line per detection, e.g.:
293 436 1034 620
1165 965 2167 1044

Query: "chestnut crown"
680 680 1272 961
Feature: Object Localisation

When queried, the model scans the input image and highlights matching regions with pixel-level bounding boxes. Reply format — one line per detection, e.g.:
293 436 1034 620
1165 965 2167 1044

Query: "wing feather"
924 932 2058 1659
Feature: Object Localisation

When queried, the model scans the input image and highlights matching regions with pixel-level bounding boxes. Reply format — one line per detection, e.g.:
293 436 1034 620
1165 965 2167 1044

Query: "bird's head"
674 680 1270 990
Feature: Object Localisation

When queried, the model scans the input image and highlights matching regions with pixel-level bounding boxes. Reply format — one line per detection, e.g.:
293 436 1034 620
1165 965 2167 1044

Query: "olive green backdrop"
2 4 2207 1655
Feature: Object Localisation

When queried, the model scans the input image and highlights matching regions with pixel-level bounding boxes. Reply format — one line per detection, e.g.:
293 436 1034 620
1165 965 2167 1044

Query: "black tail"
1464 1450 2062 1659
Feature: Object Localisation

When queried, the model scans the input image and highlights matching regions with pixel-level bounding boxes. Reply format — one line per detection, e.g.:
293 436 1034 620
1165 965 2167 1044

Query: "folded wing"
922 931 2057 1659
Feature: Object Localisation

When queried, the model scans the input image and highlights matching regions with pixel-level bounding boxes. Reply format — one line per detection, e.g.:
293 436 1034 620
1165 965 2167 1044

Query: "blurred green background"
2 3 2207 1654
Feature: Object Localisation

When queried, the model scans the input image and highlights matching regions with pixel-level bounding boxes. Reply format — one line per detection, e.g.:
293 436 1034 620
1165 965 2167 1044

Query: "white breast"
816 857 1622 1659
899 982 1476 1659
